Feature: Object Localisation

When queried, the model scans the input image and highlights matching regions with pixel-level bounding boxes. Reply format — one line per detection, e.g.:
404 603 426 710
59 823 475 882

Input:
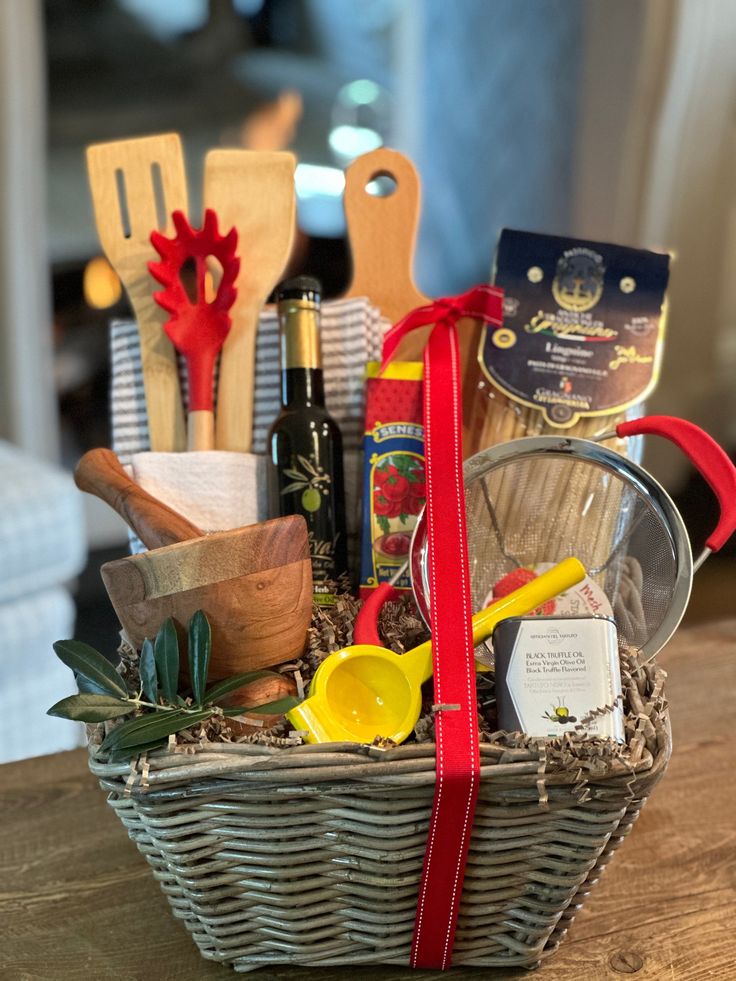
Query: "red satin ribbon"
381 285 504 969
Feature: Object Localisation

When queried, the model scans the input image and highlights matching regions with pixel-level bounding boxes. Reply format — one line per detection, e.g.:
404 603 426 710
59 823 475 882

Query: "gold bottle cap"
278 296 322 370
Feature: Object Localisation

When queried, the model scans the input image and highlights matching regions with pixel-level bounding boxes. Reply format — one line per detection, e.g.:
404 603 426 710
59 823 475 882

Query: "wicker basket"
88 656 670 973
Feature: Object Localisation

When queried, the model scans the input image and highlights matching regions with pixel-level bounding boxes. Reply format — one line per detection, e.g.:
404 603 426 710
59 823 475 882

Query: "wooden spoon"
204 149 296 452
74 448 202 549
86 133 188 452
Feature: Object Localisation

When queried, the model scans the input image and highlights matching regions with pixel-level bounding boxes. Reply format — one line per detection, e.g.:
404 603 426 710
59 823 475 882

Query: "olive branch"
47 611 299 761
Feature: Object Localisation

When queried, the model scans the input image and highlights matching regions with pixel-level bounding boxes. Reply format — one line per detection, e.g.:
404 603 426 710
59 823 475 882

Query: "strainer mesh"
464 454 678 650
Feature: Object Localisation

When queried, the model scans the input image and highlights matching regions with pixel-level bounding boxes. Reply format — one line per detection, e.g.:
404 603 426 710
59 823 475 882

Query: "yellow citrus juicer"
287 557 585 745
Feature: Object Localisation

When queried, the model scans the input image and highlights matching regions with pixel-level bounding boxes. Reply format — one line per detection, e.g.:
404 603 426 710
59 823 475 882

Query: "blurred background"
0 0 734 760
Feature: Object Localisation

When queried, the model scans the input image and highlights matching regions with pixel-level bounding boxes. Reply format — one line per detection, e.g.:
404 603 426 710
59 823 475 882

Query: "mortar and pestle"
75 449 313 685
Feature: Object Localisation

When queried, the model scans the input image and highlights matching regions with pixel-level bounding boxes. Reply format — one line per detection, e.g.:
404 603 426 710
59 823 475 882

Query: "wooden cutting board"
343 147 429 335
343 146 485 447
101 515 312 677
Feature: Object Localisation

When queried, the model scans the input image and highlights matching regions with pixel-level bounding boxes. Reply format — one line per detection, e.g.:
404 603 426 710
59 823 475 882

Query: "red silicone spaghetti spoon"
149 210 239 450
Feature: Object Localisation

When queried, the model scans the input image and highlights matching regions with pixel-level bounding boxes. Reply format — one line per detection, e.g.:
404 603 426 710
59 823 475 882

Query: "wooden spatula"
204 150 297 452
101 515 312 676
343 147 430 358
74 448 202 550
86 133 188 453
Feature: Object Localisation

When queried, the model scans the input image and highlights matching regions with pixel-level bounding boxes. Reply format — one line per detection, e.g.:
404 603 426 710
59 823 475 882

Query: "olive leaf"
280 481 309 494
139 638 158 704
114 708 214 751
202 669 278 704
50 610 298 762
75 672 114 696
101 707 212 753
154 618 179 703
297 454 320 478
47 693 132 722
188 610 211 706
100 708 187 752
53 640 127 698
107 739 170 763
222 696 299 716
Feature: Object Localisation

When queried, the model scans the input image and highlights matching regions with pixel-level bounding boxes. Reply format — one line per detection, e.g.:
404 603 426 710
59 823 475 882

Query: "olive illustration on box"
372 452 425 558
281 454 330 513
543 698 577 724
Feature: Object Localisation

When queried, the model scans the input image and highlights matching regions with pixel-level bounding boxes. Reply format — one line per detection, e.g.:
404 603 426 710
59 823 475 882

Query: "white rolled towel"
130 451 267 534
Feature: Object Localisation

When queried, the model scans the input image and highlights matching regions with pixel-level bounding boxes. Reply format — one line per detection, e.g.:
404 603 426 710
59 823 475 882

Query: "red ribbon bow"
381 284 503 969
381 284 504 372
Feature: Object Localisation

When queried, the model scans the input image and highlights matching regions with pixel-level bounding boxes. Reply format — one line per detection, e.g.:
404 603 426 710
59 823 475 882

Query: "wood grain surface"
86 133 188 453
100 514 312 677
2 620 734 980
74 448 203 550
204 149 296 453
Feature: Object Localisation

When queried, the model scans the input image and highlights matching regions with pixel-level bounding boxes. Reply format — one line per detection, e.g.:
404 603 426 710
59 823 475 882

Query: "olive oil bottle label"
480 229 670 427
280 452 341 605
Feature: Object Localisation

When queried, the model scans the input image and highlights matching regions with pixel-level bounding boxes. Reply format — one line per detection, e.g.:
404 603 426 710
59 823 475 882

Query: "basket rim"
88 713 671 799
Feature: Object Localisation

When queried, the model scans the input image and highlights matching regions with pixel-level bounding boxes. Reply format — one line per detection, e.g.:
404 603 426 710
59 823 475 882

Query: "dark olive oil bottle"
267 276 348 604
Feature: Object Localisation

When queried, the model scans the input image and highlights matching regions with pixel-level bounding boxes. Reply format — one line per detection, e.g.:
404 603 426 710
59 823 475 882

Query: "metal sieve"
410 416 736 661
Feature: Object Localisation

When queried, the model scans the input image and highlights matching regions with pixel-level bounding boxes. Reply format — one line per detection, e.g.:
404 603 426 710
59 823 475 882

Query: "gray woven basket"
88 656 670 974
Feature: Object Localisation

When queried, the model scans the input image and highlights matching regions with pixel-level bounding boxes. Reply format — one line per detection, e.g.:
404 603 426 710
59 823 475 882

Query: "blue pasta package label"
481 229 670 427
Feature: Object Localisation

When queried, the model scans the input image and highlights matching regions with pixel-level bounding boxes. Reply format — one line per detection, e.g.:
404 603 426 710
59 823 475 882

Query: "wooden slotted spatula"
204 149 296 452
86 133 188 452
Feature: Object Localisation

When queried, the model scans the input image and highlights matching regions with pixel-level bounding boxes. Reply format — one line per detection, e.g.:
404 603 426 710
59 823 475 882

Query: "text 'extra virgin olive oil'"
267 276 348 604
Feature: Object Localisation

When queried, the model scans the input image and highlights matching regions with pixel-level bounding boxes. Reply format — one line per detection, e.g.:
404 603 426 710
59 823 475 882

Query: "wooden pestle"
75 448 202 550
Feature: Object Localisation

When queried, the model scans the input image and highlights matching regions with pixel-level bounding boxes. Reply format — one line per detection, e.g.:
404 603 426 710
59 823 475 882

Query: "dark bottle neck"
281 367 326 408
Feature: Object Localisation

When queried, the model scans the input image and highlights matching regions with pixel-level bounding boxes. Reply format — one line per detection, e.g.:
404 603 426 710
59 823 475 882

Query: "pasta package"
463 229 671 459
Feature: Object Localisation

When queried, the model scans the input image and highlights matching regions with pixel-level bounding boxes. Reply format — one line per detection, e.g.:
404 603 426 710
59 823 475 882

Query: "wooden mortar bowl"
101 515 312 678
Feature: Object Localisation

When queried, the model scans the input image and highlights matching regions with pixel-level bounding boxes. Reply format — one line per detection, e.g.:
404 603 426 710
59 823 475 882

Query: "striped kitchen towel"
110 297 389 547
111 297 387 462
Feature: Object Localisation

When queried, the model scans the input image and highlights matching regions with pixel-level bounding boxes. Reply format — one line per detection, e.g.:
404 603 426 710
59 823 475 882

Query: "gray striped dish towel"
110 297 388 549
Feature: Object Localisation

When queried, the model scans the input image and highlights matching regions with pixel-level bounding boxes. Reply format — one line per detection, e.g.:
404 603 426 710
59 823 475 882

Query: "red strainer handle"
354 583 397 646
616 415 736 552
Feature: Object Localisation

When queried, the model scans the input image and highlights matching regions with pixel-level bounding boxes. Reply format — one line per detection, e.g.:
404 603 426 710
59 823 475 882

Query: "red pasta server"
149 210 239 450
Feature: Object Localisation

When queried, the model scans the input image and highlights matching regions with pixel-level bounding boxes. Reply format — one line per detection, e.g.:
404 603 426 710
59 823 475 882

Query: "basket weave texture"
89 656 670 973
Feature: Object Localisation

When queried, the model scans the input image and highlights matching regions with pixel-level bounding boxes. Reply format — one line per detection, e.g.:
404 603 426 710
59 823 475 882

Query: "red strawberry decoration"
492 567 556 615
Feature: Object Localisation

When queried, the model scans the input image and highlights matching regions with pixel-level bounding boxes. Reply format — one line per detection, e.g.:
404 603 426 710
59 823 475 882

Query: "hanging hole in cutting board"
365 171 397 197
150 161 167 231
114 167 131 239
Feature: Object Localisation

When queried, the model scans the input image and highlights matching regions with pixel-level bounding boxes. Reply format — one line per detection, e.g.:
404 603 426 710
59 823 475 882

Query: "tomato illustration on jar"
372 452 425 559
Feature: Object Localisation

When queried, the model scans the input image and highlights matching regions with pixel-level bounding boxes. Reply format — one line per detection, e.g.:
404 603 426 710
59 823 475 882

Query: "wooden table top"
2 620 735 980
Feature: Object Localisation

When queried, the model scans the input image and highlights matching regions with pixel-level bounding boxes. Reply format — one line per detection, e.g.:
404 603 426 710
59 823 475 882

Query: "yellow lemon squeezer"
287 557 585 745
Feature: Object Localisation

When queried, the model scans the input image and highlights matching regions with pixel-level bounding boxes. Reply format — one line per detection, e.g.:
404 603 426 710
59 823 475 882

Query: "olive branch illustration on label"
281 454 331 513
